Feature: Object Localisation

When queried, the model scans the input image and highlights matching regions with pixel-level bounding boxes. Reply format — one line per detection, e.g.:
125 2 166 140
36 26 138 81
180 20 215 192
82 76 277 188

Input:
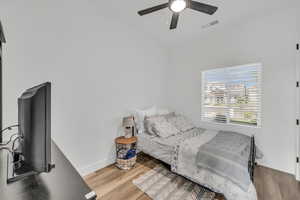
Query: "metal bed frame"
248 136 256 182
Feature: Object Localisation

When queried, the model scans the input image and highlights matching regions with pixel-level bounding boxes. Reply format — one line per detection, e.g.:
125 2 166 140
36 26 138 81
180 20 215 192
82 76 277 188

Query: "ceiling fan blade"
138 3 169 16
189 1 218 15
170 13 179 30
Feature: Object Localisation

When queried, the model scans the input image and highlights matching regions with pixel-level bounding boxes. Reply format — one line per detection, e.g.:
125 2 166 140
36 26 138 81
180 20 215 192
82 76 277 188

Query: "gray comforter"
196 131 251 191
171 128 258 200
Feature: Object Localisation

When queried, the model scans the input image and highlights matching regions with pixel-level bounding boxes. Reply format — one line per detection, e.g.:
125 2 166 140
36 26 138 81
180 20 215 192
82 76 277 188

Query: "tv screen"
18 82 51 173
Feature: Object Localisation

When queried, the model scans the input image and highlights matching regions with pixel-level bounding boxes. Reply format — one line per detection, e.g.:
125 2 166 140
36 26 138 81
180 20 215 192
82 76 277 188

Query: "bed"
137 127 257 200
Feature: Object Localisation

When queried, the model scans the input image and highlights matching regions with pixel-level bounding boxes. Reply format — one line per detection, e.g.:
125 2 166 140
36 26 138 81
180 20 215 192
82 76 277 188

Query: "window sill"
200 120 261 131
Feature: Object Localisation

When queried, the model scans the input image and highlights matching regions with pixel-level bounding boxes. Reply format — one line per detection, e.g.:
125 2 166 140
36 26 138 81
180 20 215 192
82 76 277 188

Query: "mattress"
137 128 203 164
137 133 174 164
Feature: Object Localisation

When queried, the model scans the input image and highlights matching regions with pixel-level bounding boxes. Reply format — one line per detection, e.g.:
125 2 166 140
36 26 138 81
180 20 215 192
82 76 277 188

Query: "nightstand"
115 136 137 170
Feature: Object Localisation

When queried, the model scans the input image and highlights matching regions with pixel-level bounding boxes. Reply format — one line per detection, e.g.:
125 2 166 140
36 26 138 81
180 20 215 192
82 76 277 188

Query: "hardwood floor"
84 153 300 200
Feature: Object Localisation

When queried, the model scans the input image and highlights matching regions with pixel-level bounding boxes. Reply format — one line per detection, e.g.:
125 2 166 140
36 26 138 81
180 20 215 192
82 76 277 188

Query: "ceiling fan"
138 0 218 30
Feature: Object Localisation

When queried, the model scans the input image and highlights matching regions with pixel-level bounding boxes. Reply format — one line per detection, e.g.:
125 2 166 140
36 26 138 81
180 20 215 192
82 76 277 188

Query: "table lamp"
122 116 136 138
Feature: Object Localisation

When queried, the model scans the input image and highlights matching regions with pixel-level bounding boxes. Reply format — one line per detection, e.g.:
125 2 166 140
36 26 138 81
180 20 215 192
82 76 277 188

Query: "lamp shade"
122 116 135 127
0 21 6 43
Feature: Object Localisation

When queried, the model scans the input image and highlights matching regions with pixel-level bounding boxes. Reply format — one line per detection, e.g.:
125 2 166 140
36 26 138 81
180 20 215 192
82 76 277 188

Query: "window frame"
201 63 262 128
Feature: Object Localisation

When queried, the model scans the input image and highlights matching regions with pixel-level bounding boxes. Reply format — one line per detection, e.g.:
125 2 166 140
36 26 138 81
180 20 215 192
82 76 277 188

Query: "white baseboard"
257 160 294 175
78 158 115 177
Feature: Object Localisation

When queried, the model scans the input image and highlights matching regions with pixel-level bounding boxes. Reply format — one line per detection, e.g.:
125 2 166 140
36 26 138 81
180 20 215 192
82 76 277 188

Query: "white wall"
0 0 168 175
166 7 298 174
1 0 298 176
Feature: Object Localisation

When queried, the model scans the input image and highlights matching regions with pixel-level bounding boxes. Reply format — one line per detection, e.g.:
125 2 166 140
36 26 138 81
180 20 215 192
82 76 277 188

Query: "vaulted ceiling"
93 0 297 46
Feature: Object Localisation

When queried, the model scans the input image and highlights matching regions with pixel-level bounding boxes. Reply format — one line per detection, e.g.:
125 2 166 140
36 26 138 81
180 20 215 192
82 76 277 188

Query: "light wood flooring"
84 153 300 200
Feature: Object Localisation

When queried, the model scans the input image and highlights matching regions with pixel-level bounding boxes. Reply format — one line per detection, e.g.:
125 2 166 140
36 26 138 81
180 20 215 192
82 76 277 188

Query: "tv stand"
6 151 56 183
1 141 96 200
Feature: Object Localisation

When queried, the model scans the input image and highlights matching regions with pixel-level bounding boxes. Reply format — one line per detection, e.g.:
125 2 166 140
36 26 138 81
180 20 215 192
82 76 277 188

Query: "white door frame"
296 41 300 181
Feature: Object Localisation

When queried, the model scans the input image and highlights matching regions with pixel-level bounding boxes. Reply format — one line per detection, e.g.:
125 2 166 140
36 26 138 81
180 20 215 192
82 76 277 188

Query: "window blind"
201 64 262 127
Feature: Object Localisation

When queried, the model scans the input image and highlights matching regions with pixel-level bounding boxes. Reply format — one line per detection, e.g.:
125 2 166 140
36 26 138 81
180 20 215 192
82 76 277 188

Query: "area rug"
133 165 217 200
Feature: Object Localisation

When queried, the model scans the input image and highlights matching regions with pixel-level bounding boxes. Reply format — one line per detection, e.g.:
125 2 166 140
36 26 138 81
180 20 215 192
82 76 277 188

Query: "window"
201 63 262 127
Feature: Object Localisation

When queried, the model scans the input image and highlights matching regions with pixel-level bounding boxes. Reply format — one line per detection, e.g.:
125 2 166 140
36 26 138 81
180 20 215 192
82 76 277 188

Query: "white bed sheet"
137 129 204 164
137 133 174 164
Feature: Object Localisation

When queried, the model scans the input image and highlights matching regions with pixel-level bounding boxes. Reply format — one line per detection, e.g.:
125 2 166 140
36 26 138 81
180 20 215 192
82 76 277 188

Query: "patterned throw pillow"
167 114 195 132
152 119 180 138
164 112 176 120
144 115 163 136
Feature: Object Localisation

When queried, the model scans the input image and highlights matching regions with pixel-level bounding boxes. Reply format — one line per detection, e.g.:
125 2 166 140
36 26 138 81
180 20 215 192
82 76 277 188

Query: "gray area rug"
133 165 217 200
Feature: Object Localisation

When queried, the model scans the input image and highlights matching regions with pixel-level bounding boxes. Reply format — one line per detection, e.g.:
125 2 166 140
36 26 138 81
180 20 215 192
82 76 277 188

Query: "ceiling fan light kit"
170 0 187 12
138 0 218 30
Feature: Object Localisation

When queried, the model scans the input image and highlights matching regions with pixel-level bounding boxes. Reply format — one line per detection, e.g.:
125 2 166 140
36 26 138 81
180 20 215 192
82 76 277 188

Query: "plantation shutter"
201 64 261 127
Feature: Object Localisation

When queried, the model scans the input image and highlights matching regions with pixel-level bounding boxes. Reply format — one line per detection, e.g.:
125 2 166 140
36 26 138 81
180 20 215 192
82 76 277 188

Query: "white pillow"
134 106 157 134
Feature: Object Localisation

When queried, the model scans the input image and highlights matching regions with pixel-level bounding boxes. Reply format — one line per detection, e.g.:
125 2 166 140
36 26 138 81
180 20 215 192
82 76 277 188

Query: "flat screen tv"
7 82 54 183
18 82 52 172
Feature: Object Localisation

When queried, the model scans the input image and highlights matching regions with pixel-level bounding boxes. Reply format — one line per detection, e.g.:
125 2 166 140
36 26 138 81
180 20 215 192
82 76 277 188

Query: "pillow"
134 106 157 134
167 114 195 132
152 119 180 138
156 108 170 115
164 112 176 120
144 113 176 135
144 115 165 136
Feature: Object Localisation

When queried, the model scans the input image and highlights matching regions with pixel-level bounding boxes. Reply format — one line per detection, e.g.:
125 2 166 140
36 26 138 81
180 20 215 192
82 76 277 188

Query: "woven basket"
116 156 137 170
